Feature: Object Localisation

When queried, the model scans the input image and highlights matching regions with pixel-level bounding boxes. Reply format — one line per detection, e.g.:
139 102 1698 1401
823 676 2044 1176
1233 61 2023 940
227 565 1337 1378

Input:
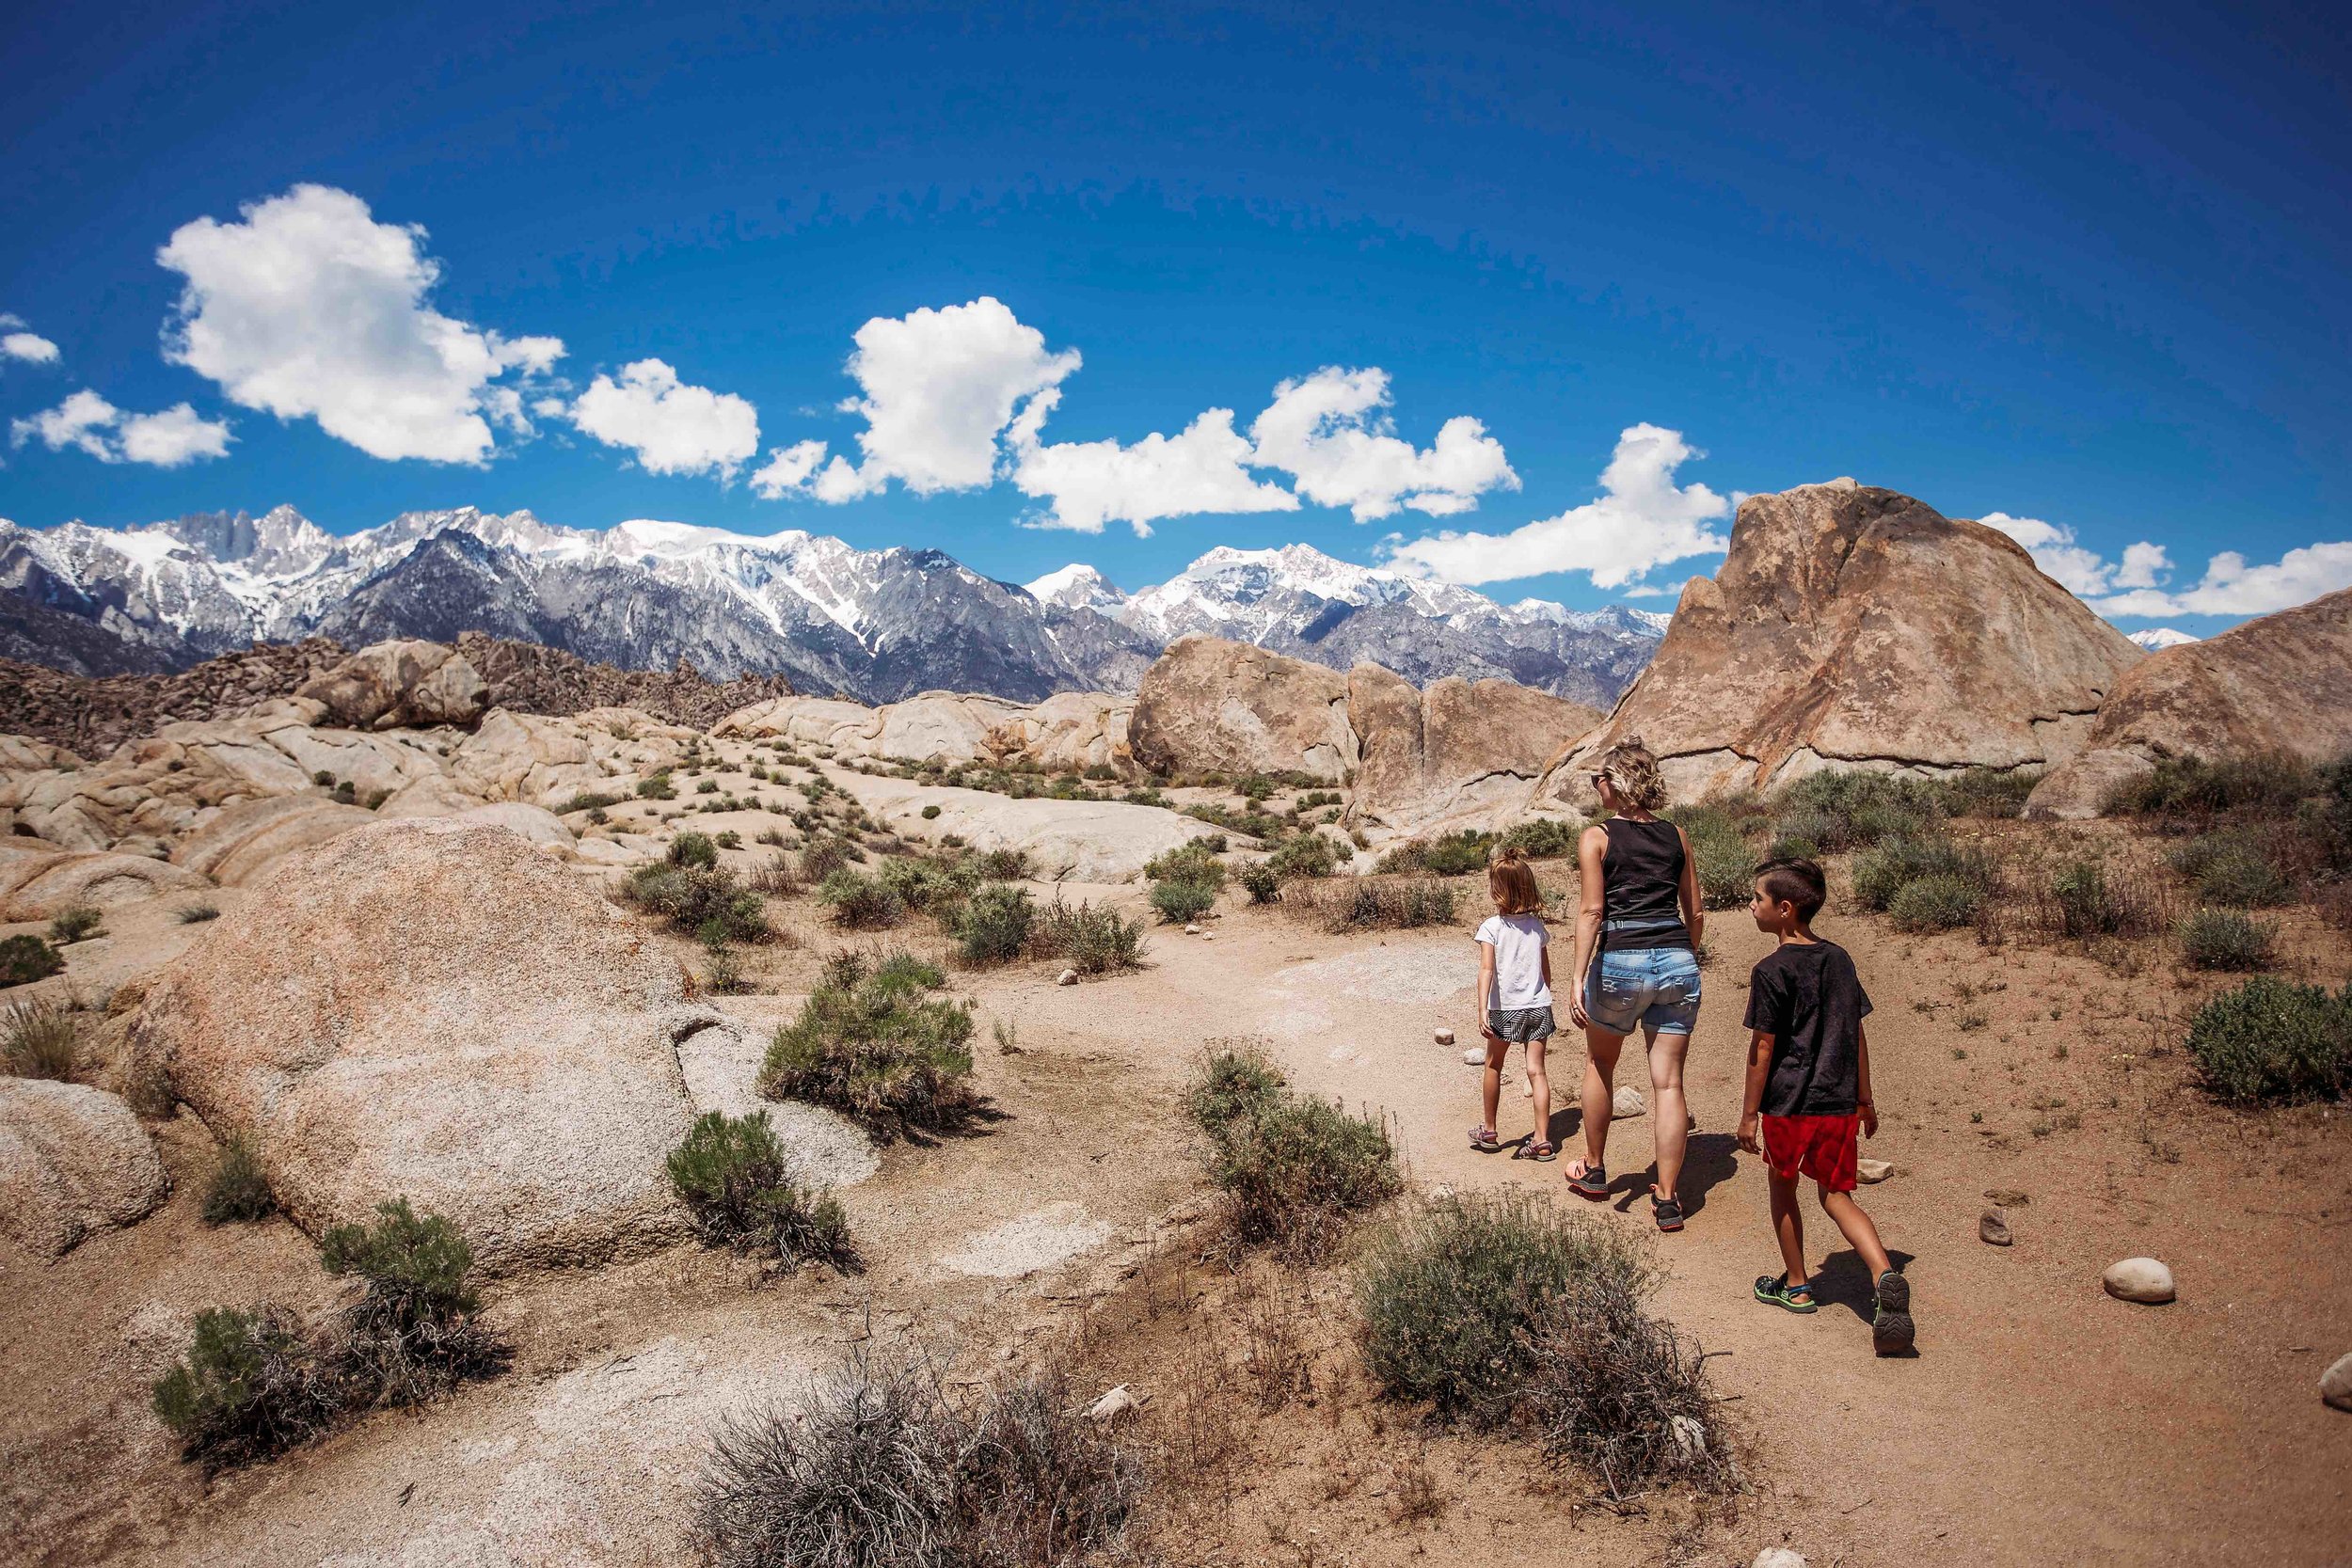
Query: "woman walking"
1565 738 1704 1231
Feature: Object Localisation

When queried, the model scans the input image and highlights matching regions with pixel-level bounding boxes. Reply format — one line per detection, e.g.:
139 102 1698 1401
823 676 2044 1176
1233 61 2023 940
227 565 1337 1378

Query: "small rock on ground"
1461 1047 1486 1066
1979 1208 2012 1246
2103 1257 2176 1304
1985 1186 2030 1207
1057 968 1078 986
1856 1157 1893 1183
1612 1085 1645 1118
2319 1352 2352 1412
1088 1385 1145 1422
1434 1027 1454 1046
1753 1550 1808 1568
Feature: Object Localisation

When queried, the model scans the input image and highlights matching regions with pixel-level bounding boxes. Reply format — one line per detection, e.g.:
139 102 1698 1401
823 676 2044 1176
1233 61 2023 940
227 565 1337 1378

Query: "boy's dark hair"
1754 857 1827 922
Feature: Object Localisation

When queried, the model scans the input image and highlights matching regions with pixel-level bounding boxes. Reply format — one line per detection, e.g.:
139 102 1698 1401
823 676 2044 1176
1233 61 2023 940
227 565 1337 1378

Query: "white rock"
1856 1157 1894 1183
1184 923 1202 935
1434 1027 1454 1046
2321 1353 2352 1412
1461 1047 1486 1066
1612 1085 1645 1118
1088 1385 1146 1422
1057 968 1079 987
1753 1551 1807 1568
1669 1413 1707 1458
2102 1257 2176 1304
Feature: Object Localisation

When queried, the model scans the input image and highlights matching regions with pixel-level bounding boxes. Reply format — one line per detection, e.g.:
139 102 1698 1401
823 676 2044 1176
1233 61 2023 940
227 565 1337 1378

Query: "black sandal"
1565 1163 1610 1199
1651 1193 1685 1232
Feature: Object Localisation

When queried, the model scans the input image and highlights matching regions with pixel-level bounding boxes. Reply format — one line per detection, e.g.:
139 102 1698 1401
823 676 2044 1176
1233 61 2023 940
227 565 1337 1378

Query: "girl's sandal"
1753 1273 1818 1314
1513 1139 1558 1163
1469 1126 1502 1154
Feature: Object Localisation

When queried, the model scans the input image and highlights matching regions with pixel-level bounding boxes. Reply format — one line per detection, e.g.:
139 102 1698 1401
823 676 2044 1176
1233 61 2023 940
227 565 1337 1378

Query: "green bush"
1143 840 1226 890
2104 751 2313 821
2185 978 2351 1104
818 869 907 929
2045 859 2159 939
954 882 1034 965
559 790 626 815
715 830 742 850
1417 831 1493 877
1150 878 1218 924
1239 863 1281 903
761 953 978 1137
1851 833 1992 913
799 835 858 881
670 832 720 870
1029 898 1148 974
1499 816 1582 859
48 904 104 944
698 779 722 795
1768 770 1942 849
1354 1189 1653 1424
2175 909 2279 972
1266 832 1341 880
1673 807 1755 910
2167 831 2291 908
201 1135 273 1225
320 1198 505 1407
3 997 76 1079
151 1307 340 1470
1887 873 1981 933
920 803 942 819
1289 877 1458 931
1932 767 2042 819
625 863 772 942
636 771 677 800
666 1111 853 1273
1186 1050 1398 1257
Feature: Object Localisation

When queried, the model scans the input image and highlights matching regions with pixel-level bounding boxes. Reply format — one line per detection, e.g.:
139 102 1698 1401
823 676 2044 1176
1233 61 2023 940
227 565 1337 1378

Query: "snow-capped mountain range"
2126 626 2199 651
0 507 1668 706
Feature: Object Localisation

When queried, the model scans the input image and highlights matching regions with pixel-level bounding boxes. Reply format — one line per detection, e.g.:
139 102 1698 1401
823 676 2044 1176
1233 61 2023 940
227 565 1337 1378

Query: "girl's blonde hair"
1487 846 1544 915
1596 736 1670 813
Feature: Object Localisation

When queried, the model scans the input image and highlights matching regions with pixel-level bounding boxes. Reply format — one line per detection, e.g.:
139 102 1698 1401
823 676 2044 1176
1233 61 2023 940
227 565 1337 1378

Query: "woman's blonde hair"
1487 846 1544 915
1595 736 1670 813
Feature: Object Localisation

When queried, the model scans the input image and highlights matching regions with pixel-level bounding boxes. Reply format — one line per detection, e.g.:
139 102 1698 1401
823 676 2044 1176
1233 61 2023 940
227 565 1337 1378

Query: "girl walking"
1565 738 1704 1230
1468 847 1557 1160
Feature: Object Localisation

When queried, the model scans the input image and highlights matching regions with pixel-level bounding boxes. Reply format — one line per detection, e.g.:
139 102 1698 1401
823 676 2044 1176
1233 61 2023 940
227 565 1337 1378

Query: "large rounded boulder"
293 638 488 730
132 817 705 1271
1128 636 1359 783
2027 586 2352 818
1346 664 1603 839
1533 480 2142 804
0 1080 170 1259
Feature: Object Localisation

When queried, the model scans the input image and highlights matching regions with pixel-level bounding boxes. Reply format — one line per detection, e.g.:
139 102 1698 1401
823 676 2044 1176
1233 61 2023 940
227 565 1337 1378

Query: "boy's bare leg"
1573 1027 1625 1175
1525 1037 1552 1146
1480 1037 1507 1134
1820 1188 1895 1279
1769 1171 1808 1286
1647 1028 1690 1201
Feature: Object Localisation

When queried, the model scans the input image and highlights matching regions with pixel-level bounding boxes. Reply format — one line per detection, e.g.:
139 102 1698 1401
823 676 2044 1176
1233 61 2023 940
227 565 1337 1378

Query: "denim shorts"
1583 945 1701 1036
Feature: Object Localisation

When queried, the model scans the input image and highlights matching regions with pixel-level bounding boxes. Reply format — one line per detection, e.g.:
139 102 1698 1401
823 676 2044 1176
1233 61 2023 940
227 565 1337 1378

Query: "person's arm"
1738 1029 1773 1152
1856 1021 1877 1137
1676 824 1704 950
1475 940 1500 1037
1538 936 1553 992
1568 825 1608 1026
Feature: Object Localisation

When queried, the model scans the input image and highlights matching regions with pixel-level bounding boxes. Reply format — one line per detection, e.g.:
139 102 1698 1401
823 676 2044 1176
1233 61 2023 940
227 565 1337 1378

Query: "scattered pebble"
1184 923 1202 935
1057 968 1078 987
1434 1027 1454 1046
2103 1257 2176 1305
1979 1208 2012 1246
1855 1158 1893 1183
1461 1047 1486 1066
1984 1187 2030 1207
2320 1353 2352 1413
1612 1085 1645 1118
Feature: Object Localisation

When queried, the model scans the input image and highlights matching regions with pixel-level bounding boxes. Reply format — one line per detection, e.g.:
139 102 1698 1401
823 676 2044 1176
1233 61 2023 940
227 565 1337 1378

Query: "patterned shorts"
1486 1006 1557 1044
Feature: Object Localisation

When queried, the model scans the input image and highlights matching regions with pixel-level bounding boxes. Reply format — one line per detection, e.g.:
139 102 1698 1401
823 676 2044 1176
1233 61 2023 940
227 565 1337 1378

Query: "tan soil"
3 748 2346 1566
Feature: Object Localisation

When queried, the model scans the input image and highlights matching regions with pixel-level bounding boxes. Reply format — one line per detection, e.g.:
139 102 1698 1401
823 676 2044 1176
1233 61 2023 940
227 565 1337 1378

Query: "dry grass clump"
2175 909 2279 972
760 952 979 1138
201 1135 273 1224
4 995 77 1079
1185 1047 1400 1259
2032 855 2169 941
694 1348 1140 1568
1028 896 1148 974
2103 751 2315 822
1281 876 1458 932
667 1110 854 1274
48 904 105 943
623 861 773 942
0 933 65 989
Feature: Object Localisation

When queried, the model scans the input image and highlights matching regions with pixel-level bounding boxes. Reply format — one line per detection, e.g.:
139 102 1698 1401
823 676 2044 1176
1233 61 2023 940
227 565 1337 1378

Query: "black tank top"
1598 817 1691 951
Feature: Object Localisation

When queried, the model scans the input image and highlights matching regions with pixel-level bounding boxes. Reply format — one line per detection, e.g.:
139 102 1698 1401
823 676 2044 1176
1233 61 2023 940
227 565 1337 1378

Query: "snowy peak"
1025 562 1127 612
2127 626 2199 651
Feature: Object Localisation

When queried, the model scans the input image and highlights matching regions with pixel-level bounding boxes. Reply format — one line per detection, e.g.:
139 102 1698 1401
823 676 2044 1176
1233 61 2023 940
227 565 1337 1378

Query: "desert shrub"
1769 770 1942 849
670 831 721 870
2176 909 2279 972
954 882 1034 965
748 853 803 896
974 847 1029 880
1373 841 1429 875
559 790 626 815
1418 831 1493 877
1354 1189 1652 1424
2166 830 2291 908
2043 858 2163 939
1143 840 1226 891
626 863 772 942
151 1307 341 1470
799 835 859 881
2104 751 2313 822
1763 806 1836 862
698 779 722 795
1150 877 1217 924
3 996 77 1079
1671 807 1756 910
920 803 942 819
667 1110 853 1273
1239 862 1281 904
1520 1264 1733 1496
637 771 677 800
1886 873 1981 933
761 953 978 1137
716 830 743 850
818 870 906 930
320 1198 506 1407
695 1349 1138 1568
202 1135 273 1225
1028 898 1147 974
1235 773 1276 800
1187 1052 1399 1257
1933 766 2041 819
1851 833 1993 913
48 904 104 944
1266 832 1340 880
1287 877 1458 932
177 901 222 924
2185 977 2352 1105
1500 816 1582 859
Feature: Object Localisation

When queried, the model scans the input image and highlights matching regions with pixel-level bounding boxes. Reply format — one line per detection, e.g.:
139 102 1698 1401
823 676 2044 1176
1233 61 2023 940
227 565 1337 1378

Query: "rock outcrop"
2026 586 2352 818
0 1080 171 1259
712 689 1136 775
1531 481 2143 806
1127 637 1359 783
131 818 711 1271
294 639 489 729
1345 666 1603 837
0 847 210 920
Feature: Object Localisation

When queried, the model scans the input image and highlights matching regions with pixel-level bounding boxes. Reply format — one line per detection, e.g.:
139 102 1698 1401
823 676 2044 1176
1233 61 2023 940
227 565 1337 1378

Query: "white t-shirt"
1475 913 1552 1011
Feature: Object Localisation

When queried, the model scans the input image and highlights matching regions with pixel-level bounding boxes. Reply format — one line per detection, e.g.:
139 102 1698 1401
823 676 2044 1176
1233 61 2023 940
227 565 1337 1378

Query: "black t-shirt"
1742 939 1873 1117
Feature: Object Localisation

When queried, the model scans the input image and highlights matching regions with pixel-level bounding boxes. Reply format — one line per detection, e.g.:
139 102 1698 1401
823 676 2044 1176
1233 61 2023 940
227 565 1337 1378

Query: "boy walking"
1736 858 1915 1355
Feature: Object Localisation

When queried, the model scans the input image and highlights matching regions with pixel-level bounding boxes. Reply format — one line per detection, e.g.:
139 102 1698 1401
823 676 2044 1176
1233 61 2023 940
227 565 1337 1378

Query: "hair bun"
1495 846 1527 864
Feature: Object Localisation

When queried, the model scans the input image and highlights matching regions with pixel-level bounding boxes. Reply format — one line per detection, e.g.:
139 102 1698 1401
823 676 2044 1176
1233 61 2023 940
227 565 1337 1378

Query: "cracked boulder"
1531 480 2142 805
293 639 489 730
1346 663 1602 839
2026 586 2352 818
1128 636 1359 783
132 816 707 1271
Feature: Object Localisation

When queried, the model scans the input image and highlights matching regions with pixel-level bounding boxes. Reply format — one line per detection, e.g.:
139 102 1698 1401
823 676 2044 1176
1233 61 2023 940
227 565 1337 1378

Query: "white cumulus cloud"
749 439 829 499
155 183 564 464
2090 542 2352 618
1009 399 1298 535
1247 367 1517 522
1979 513 2172 598
1 314 60 365
567 358 759 481
1379 423 1727 590
776 297 1081 502
10 388 231 467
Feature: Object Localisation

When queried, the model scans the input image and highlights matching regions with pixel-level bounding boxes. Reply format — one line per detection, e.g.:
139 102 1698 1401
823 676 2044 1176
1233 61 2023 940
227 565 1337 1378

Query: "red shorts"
1760 1113 1859 1192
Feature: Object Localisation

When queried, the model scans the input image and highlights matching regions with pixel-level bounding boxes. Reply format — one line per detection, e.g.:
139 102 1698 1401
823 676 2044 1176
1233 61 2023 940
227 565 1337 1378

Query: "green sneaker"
1754 1273 1818 1314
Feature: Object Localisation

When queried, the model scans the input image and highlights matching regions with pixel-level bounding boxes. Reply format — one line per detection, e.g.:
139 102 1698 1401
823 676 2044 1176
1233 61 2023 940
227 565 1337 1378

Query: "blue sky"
2 1 2346 629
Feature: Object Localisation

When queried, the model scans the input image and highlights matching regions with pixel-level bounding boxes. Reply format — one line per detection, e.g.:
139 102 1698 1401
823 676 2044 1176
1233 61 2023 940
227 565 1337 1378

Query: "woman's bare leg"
1573 1026 1626 1176
1647 1028 1691 1201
